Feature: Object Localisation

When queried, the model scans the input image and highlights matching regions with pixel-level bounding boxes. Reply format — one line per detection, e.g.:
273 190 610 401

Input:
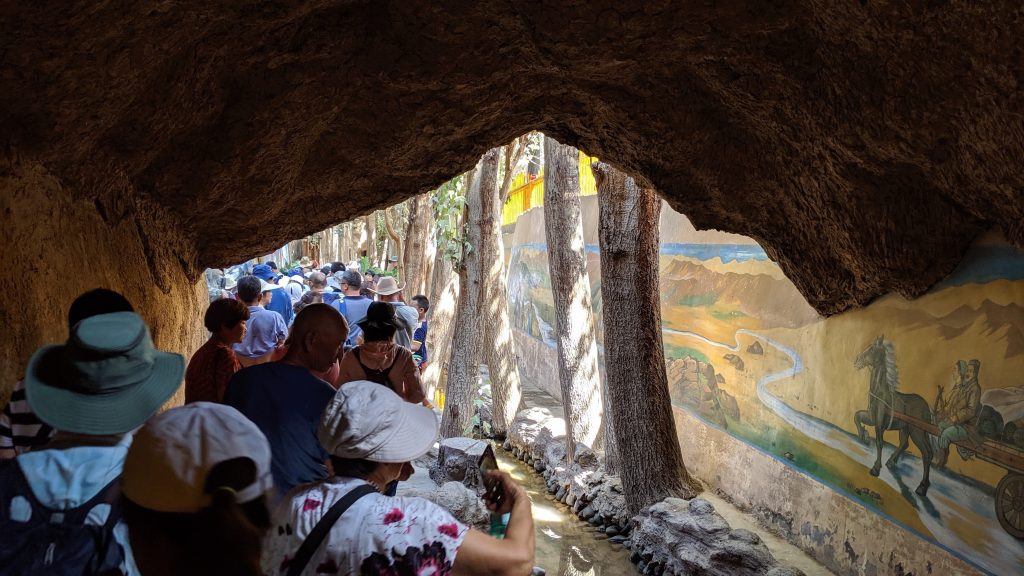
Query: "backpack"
0 460 125 575
353 347 396 387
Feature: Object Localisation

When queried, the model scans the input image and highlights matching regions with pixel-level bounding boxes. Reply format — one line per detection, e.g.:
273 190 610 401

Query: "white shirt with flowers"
262 477 470 576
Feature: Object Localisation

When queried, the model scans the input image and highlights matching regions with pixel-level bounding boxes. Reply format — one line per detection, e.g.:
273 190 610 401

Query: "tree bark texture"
593 161 701 513
365 213 378 265
542 136 604 461
403 194 430 296
422 225 437 301
422 255 458 399
481 145 523 437
440 156 494 438
384 206 403 276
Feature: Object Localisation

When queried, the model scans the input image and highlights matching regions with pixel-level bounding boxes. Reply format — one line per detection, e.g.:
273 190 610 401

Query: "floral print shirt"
263 477 470 576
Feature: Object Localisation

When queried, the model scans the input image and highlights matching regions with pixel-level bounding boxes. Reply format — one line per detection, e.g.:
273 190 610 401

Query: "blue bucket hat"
24 311 185 435
251 264 274 281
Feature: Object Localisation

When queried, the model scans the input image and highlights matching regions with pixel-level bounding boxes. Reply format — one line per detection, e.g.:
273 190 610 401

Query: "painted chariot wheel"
996 472 1024 539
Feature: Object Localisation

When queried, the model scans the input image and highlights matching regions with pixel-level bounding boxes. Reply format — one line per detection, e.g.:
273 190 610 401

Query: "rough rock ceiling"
2 1 1021 315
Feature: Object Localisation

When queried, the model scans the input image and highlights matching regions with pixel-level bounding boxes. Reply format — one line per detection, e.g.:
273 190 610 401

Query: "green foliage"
664 345 709 363
677 291 720 307
431 173 469 265
710 309 746 321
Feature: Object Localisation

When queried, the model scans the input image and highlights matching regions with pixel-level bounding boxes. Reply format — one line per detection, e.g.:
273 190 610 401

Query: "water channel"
493 448 639 576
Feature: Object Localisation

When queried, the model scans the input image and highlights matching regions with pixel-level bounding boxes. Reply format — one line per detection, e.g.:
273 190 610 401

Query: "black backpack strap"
287 484 376 576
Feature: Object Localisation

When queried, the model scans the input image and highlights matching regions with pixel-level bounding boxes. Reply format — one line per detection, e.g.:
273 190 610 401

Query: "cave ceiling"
2 1 1021 315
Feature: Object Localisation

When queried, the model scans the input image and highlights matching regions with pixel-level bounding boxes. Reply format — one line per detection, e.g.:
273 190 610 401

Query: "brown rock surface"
2 1 1022 319
0 155 206 402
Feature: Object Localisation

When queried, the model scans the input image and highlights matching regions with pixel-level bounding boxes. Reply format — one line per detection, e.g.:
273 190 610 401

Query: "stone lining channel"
495 446 639 575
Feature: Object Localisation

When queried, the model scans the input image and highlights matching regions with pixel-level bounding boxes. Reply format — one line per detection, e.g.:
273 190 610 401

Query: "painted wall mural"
506 197 1024 575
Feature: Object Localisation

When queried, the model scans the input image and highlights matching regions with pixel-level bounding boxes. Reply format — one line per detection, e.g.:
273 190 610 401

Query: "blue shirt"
265 288 295 326
224 363 335 496
413 320 429 364
234 306 287 359
11 435 139 574
336 296 372 348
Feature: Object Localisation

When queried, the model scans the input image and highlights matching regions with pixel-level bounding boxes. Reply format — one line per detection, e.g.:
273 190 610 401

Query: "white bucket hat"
122 402 273 513
319 381 438 463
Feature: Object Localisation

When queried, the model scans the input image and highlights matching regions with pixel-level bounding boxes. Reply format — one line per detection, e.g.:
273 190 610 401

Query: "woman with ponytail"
120 402 275 576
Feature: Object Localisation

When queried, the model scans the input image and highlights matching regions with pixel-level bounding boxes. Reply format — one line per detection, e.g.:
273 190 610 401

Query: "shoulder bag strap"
286 484 377 576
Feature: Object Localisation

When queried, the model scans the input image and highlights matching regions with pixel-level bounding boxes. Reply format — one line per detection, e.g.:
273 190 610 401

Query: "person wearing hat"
336 302 424 404
262 382 535 576
225 304 348 497
0 288 135 459
369 276 418 350
1 308 184 574
121 402 274 576
284 274 305 303
252 264 295 326
234 275 288 368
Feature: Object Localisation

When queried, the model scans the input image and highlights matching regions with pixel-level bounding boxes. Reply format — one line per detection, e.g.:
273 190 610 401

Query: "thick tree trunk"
593 161 701 513
422 256 458 399
440 155 495 438
481 145 523 437
422 171 472 400
542 136 603 461
403 194 430 296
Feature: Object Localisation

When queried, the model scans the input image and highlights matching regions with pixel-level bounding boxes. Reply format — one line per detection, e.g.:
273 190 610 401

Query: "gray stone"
609 535 627 545
401 481 489 529
430 437 490 492
630 497 791 576
605 525 620 537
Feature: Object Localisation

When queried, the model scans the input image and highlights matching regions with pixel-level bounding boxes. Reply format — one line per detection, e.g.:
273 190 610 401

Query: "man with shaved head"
225 304 349 495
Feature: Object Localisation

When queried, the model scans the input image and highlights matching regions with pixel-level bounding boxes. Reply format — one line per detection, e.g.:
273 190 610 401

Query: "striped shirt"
0 380 55 454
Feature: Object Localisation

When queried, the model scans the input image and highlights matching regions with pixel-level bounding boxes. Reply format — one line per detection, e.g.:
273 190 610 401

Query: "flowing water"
493 449 640 576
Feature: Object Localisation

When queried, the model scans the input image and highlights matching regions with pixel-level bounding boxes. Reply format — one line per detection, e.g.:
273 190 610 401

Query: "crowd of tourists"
0 258 536 575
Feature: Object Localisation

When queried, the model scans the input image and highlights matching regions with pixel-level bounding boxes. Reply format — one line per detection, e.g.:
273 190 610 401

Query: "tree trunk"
384 206 403 277
593 161 701 513
422 224 437 300
542 136 603 461
403 194 430 296
422 256 458 399
422 176 468 400
365 213 378 265
440 154 495 438
482 144 524 437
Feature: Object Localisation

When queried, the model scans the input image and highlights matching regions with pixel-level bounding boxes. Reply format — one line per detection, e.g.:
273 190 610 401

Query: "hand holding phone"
478 445 505 509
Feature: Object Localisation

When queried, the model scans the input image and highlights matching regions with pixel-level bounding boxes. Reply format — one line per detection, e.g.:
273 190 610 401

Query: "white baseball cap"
319 381 438 463
122 402 273 513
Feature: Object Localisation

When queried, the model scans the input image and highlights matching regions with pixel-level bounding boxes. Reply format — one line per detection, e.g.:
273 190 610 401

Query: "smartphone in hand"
478 444 505 508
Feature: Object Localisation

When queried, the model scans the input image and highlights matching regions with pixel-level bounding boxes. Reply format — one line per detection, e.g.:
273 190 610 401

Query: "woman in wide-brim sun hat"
261 381 537 576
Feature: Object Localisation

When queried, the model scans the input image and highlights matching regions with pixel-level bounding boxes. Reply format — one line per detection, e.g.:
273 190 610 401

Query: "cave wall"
2 1 1022 317
507 197 1024 575
0 153 207 405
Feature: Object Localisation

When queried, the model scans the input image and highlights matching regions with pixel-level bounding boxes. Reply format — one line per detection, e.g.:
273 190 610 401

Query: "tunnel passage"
1 2 1022 384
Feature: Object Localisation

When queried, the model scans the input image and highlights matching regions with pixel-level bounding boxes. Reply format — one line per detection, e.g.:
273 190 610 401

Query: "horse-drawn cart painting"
853 335 1024 542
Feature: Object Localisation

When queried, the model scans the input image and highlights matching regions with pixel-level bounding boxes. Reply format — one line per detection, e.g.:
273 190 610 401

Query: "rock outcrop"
629 498 805 576
3 1 1021 322
667 357 740 426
